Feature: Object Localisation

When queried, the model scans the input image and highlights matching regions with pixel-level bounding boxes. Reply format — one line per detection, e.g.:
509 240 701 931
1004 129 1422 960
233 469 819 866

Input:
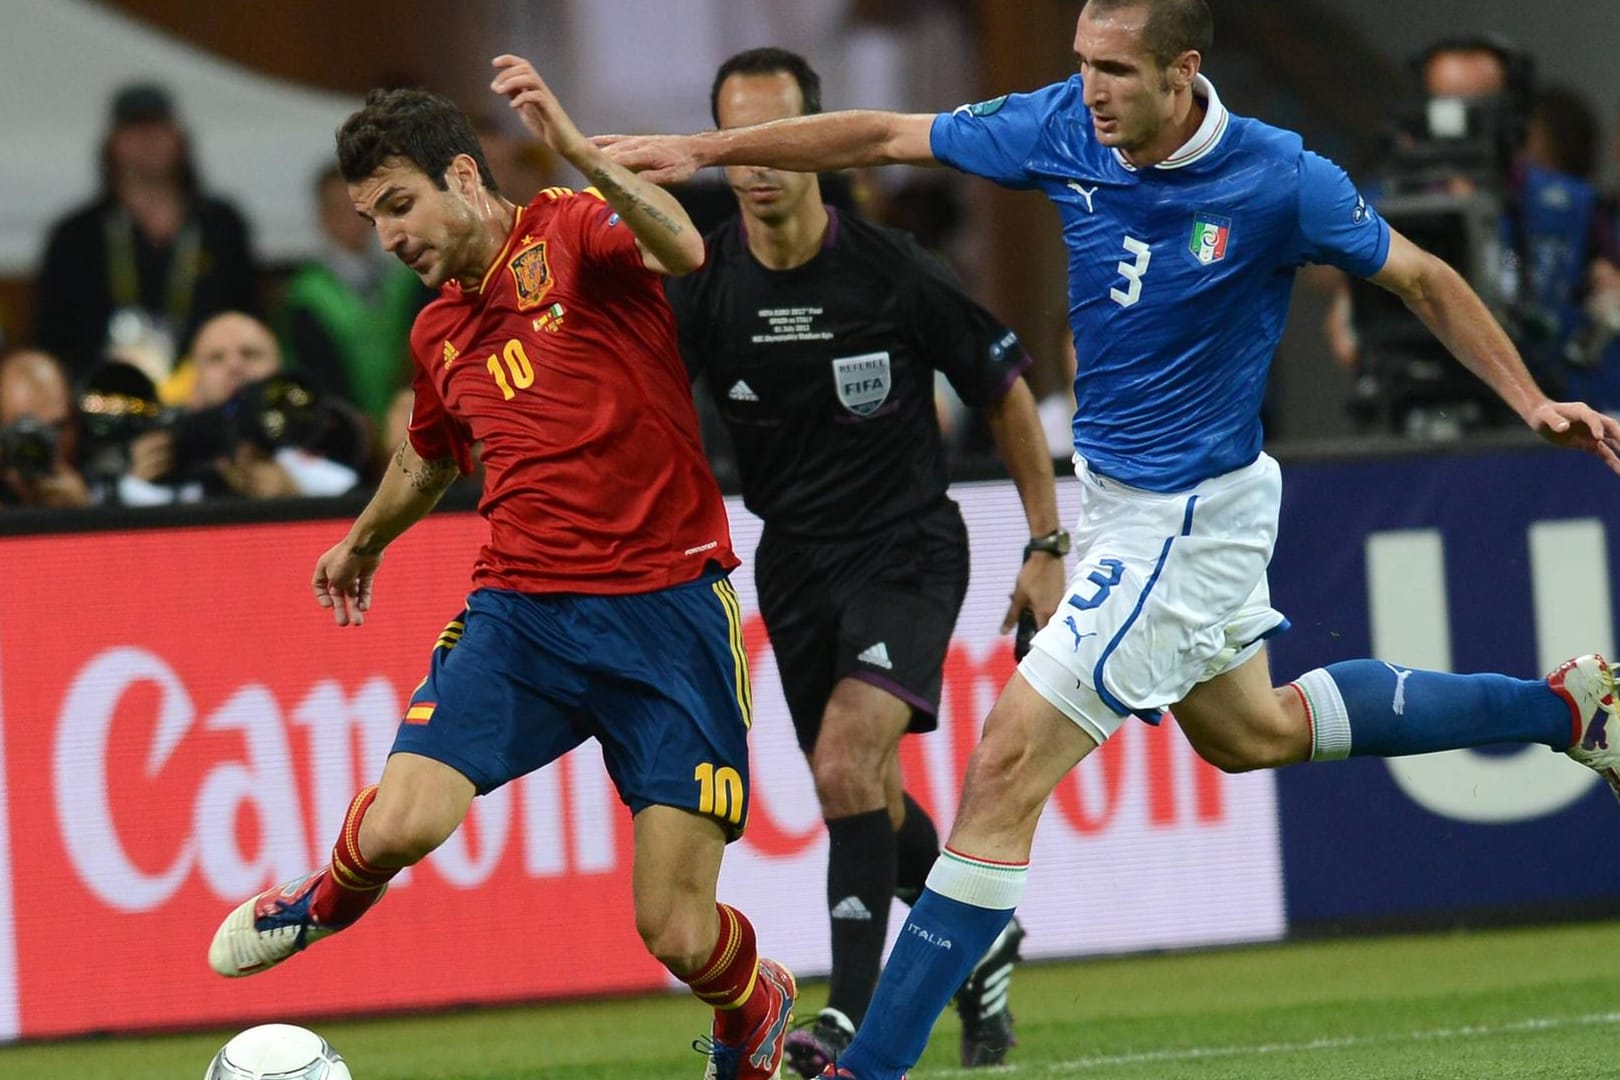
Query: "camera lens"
0 416 61 481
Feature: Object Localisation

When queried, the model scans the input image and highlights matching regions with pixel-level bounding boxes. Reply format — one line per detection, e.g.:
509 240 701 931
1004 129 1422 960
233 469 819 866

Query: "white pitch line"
922 1010 1620 1076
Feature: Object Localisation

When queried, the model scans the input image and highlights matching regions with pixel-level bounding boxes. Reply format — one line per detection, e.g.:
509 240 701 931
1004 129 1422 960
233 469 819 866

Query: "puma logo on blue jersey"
1066 181 1099 213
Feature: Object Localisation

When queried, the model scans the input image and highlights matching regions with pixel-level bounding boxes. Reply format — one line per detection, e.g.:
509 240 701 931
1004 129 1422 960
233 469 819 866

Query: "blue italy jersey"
932 75 1391 491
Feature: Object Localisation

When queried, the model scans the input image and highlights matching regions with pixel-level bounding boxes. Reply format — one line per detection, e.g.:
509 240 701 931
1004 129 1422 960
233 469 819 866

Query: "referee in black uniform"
665 48 1066 1076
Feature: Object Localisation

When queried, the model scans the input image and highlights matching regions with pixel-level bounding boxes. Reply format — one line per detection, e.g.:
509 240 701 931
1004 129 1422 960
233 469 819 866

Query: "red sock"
310 785 397 926
685 903 766 1042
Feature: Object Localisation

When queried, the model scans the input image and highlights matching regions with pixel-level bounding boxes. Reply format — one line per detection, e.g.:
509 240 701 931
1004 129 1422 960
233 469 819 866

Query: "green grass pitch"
5 921 1619 1079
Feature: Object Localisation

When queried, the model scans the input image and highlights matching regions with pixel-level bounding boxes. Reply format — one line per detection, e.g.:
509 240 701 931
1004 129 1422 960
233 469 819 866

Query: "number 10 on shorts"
695 762 744 825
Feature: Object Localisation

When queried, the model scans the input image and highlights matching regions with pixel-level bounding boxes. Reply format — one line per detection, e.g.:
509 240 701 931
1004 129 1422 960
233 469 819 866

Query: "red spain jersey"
407 186 737 594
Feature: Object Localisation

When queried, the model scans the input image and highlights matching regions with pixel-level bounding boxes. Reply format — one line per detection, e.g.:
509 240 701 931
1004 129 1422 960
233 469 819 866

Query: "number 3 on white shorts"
1067 557 1125 611
1110 235 1152 308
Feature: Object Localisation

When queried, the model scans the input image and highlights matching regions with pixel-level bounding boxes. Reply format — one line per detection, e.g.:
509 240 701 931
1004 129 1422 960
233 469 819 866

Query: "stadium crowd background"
0 0 1618 512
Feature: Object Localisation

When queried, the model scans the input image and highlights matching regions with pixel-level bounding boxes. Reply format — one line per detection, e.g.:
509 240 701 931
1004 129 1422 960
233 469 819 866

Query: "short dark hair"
336 88 498 193
1083 0 1213 69
710 47 822 127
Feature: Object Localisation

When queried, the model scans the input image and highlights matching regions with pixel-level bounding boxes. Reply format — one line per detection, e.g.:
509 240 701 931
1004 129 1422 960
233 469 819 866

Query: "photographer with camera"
1329 34 1606 438
113 312 362 505
0 350 92 509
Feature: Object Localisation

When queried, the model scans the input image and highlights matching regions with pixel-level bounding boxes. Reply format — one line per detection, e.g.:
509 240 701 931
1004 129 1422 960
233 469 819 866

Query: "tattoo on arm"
393 443 459 495
588 166 685 237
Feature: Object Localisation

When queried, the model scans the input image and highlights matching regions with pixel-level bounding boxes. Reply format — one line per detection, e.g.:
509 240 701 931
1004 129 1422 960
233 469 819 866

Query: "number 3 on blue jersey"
1110 235 1152 307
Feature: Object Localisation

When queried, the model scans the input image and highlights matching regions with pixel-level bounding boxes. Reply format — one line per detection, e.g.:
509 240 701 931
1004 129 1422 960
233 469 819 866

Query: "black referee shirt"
666 207 1028 538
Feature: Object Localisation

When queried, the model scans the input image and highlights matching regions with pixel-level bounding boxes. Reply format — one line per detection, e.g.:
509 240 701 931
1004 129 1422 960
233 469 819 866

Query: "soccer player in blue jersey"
603 3 1620 1077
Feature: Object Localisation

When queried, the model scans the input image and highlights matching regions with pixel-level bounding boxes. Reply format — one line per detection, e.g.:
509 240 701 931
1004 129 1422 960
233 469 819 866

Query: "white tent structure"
0 0 358 276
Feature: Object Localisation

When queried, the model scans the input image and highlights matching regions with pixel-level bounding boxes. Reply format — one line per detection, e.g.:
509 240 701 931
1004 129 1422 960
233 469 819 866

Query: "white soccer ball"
203 1023 353 1080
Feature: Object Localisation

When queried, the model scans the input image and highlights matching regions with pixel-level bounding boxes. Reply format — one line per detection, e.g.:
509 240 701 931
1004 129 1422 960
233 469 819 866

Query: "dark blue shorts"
391 570 754 839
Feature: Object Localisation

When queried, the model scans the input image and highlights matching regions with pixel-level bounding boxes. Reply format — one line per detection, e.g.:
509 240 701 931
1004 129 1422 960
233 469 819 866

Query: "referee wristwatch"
1023 528 1071 561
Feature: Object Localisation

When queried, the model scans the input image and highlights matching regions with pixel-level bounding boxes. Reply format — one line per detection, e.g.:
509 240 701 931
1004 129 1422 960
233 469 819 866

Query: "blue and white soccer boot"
207 868 382 977
1551 654 1620 801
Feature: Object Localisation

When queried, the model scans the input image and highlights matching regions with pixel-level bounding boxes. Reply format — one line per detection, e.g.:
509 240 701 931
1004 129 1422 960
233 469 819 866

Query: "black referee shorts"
755 498 970 753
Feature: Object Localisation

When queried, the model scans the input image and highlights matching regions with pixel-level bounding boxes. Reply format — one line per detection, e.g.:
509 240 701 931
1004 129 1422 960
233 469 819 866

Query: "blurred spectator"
276 164 429 434
1331 35 1605 437
0 350 91 508
1526 85 1601 180
1580 99 1620 414
1520 84 1613 412
115 312 361 506
33 82 258 382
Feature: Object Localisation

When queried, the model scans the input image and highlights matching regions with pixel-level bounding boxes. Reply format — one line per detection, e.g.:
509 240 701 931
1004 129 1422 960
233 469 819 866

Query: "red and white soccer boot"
1551 654 1620 801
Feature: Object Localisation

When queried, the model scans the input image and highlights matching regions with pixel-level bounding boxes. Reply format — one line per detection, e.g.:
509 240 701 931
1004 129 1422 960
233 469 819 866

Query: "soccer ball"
204 1023 352 1079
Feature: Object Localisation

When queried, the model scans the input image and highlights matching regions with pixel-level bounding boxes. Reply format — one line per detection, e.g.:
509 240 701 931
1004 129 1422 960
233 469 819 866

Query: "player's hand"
1526 400 1620 475
312 538 382 627
593 133 702 185
489 55 589 160
1002 552 1067 634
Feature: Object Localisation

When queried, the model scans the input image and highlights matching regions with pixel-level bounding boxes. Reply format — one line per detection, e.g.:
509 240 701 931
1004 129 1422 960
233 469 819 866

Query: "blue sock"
839 849 1025 1080
1293 660 1572 760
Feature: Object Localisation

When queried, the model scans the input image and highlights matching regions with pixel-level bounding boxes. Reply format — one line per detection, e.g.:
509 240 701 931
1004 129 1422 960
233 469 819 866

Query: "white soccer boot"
207 868 384 977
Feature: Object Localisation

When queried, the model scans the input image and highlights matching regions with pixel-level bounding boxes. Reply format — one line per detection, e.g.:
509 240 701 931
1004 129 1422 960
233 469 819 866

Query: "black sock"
893 791 939 907
824 808 897 1026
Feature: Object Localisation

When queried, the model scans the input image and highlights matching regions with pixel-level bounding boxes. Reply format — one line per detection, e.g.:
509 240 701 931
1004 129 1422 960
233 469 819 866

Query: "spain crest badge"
509 240 553 310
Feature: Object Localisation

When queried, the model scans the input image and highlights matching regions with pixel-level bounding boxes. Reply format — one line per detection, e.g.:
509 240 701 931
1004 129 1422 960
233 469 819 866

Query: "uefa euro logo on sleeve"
1188 213 1231 265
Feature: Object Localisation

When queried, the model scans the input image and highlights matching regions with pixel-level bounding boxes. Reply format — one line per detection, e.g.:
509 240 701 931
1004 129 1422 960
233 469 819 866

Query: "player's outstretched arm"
1369 228 1620 473
595 111 940 186
312 441 459 627
490 54 703 275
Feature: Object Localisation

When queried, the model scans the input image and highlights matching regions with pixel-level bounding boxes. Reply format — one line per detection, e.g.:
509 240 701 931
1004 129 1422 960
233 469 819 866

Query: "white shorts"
1019 452 1288 745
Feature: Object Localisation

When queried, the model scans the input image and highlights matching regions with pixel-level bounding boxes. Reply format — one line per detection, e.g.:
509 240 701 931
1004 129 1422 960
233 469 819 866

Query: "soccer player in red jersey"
206 55 795 1080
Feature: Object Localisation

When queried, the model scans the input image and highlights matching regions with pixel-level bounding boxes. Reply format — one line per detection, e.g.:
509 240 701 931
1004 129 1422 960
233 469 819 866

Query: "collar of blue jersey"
1110 74 1229 172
